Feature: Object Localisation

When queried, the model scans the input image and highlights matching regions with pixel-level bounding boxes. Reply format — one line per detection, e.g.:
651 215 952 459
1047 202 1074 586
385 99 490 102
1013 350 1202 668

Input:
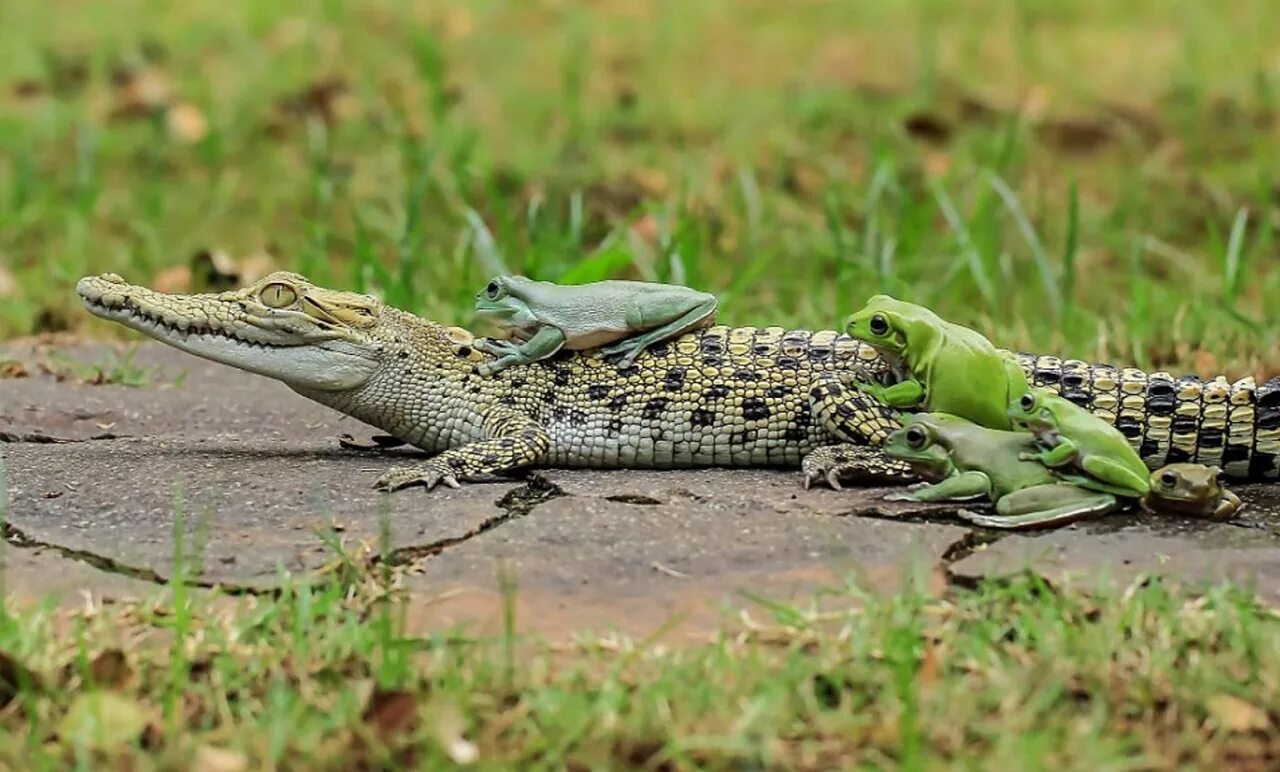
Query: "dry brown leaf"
236 250 277 284
167 102 208 144
631 168 669 198
279 77 355 125
362 688 419 743
0 359 29 379
193 745 249 772
1193 350 1221 380
903 112 951 143
152 264 193 294
924 151 952 179
88 648 134 690
630 214 660 244
0 650 42 708
112 66 173 116
1207 693 1270 733
917 642 940 688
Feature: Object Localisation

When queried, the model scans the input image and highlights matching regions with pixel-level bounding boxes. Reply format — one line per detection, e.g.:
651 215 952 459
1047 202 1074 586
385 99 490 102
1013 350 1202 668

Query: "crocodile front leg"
802 372 916 488
373 405 551 492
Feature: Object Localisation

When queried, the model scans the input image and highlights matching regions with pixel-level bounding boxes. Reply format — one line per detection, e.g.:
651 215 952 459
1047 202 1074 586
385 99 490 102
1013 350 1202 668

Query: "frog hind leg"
602 297 718 367
1076 455 1150 498
1213 488 1244 520
885 470 992 502
958 483 1117 530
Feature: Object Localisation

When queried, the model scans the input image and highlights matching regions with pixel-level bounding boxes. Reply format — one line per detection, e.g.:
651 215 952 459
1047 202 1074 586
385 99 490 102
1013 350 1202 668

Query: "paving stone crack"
1 430 127 443
2 522 287 597
379 474 566 569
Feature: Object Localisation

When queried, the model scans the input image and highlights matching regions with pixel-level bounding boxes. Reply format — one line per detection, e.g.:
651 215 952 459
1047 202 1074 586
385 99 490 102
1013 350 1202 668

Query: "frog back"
918 323 1027 430
934 421 1057 496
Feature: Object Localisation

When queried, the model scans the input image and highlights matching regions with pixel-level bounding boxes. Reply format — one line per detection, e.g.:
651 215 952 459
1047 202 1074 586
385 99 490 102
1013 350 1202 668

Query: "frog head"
882 414 957 481
843 295 941 364
1007 388 1062 440
1149 463 1224 508
474 275 537 325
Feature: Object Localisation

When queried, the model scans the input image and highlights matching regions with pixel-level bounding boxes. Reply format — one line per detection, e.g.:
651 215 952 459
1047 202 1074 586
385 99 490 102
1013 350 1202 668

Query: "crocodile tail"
1013 353 1280 481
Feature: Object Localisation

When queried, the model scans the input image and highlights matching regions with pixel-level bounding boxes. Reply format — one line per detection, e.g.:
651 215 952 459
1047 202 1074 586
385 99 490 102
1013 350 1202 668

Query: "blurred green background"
1 0 1277 377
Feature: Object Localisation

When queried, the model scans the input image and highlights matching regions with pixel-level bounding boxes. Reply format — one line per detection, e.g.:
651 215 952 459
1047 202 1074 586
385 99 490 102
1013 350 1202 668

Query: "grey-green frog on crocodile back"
882 413 1120 530
472 276 718 376
1141 463 1243 520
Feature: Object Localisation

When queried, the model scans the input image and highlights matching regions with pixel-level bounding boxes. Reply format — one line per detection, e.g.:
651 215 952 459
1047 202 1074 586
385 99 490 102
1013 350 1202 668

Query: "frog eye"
259 282 297 308
485 280 502 300
869 314 889 336
1019 393 1035 411
905 426 927 449
1159 471 1178 489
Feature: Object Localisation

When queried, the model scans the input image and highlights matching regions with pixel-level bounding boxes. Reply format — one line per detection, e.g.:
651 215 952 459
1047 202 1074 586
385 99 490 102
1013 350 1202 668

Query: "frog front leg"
884 470 992 502
1213 488 1244 520
602 296 718 368
1021 437 1078 467
852 374 927 409
958 484 1117 530
474 326 567 376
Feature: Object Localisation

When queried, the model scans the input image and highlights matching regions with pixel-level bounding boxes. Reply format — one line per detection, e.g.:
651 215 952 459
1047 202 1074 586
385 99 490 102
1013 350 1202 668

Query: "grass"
4 0 1280 766
3 556 1280 769
1 0 1277 377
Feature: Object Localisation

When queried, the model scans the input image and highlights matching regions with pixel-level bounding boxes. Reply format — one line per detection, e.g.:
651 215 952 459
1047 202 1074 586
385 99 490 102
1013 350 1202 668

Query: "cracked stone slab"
2 343 521 587
3 440 517 587
950 484 1280 603
404 470 969 637
3 546 164 608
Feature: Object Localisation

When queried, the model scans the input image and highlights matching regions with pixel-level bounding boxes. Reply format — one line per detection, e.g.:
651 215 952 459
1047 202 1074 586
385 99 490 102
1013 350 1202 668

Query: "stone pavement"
3 341 1280 638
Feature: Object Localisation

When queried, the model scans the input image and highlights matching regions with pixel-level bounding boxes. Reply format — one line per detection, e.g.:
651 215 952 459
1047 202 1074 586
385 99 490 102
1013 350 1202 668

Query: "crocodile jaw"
77 274 381 391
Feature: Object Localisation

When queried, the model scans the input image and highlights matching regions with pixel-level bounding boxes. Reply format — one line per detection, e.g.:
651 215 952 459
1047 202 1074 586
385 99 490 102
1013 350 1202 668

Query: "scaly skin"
76 272 1280 491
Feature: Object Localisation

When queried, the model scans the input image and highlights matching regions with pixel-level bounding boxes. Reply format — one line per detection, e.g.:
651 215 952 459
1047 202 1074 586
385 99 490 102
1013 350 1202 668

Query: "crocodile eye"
1019 393 1035 411
485 281 501 300
869 314 889 336
1159 471 1178 489
905 426 927 449
260 282 297 308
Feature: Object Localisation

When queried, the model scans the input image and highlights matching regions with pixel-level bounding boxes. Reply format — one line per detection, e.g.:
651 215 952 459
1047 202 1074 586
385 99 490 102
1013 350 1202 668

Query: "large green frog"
881 412 1120 529
843 295 1030 430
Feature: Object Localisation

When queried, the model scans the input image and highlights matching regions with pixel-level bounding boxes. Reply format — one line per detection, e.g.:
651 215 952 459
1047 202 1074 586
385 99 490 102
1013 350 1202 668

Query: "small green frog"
882 413 1118 529
1008 388 1150 499
843 295 1030 430
1141 463 1243 520
472 276 717 376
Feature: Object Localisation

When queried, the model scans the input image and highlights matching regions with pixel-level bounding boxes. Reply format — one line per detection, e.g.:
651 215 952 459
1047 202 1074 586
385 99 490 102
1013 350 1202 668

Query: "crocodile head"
76 271 386 390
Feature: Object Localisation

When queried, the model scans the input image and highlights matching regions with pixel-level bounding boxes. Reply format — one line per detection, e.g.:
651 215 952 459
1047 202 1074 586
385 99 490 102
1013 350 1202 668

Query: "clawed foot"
373 464 463 492
801 445 917 491
338 433 408 451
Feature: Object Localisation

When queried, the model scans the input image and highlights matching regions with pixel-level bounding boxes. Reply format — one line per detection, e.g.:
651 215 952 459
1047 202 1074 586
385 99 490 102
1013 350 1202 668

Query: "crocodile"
75 271 1280 491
